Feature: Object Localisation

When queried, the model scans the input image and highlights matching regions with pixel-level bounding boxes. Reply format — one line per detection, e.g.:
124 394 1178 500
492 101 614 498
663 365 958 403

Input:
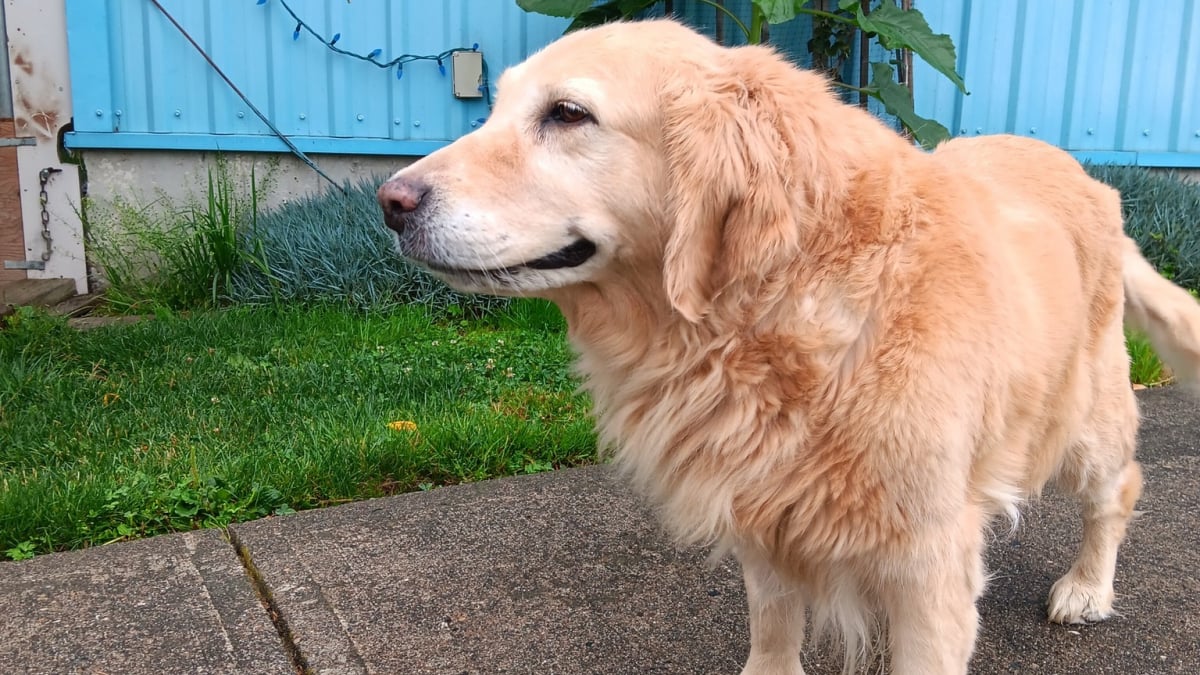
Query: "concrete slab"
231 466 752 675
0 528 294 675
234 387 1199 674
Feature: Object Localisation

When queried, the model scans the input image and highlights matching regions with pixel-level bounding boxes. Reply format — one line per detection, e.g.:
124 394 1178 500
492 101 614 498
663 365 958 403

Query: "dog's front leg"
880 506 985 675
738 550 806 675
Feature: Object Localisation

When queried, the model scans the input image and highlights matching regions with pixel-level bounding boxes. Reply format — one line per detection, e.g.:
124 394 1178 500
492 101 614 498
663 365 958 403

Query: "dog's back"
927 136 1133 498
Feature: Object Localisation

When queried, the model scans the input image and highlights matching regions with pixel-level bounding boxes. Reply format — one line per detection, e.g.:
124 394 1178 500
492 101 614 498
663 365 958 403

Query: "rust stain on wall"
9 44 65 140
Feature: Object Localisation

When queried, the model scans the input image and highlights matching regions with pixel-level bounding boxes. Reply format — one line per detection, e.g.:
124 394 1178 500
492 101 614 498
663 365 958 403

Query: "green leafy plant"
517 0 967 148
83 471 295 545
5 540 36 561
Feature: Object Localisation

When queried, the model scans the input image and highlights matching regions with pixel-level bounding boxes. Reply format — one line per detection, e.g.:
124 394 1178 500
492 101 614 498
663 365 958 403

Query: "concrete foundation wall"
1170 168 1200 184
82 150 415 212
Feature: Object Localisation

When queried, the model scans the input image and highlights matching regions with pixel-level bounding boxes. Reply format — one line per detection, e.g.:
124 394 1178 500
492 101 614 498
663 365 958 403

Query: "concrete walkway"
1 388 1196 674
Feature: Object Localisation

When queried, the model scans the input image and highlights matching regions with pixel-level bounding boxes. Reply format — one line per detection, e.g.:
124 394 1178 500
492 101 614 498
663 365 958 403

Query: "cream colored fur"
378 20 1200 674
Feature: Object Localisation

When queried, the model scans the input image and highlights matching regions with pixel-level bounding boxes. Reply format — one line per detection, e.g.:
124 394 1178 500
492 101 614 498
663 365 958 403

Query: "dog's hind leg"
1047 380 1142 624
738 551 806 675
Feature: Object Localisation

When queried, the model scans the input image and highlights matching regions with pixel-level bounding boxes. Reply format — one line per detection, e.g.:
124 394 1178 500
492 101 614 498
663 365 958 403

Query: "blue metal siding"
65 0 568 154
66 1 1200 166
914 0 1200 166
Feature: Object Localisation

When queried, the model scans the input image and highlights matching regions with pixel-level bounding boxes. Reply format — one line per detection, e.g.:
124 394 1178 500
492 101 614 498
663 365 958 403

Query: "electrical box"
452 51 484 99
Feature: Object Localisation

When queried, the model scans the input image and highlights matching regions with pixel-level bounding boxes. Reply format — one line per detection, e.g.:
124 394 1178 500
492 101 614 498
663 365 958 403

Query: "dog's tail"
1122 236 1200 389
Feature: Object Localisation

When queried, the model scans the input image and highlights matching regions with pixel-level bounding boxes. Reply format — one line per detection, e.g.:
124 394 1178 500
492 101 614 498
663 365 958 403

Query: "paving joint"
227 527 312 675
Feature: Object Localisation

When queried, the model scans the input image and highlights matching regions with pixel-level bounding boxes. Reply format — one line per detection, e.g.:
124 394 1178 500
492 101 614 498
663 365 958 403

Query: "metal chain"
38 167 62 263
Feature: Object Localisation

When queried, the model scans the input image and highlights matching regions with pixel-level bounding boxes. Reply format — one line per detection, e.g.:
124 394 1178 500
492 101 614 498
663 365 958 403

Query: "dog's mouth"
425 238 597 277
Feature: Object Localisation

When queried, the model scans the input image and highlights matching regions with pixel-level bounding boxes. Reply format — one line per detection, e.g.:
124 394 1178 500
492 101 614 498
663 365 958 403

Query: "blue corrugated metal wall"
64 0 568 155
64 1 1200 167
914 0 1200 167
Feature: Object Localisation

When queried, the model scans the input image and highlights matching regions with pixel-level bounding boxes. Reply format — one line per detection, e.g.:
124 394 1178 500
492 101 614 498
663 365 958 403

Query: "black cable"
149 0 345 193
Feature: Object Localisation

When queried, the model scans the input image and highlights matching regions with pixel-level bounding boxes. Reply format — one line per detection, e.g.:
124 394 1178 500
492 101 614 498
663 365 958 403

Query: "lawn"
0 300 595 558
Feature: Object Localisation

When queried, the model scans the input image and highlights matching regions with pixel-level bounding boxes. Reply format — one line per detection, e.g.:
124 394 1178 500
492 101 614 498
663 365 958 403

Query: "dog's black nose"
377 175 431 234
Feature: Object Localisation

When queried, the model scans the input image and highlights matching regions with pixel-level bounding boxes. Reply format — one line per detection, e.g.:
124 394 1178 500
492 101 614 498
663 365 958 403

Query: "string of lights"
259 0 492 105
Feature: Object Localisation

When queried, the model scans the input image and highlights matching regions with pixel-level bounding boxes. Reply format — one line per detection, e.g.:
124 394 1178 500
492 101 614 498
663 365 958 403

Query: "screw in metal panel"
975 127 982 134
299 113 307 120
1030 127 1037 134
94 109 103 117
237 111 245 119
394 119 401 125
413 120 422 127
1087 128 1095 135
1142 129 1150 136
356 114 364 121
174 110 181 118
114 110 123 116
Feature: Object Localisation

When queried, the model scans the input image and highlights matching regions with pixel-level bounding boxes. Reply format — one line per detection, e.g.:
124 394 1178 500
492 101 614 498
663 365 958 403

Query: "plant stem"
749 4 764 44
831 81 872 94
695 0 749 42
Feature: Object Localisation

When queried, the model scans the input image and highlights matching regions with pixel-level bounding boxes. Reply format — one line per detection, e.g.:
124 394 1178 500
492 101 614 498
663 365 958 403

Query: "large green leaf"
754 0 806 24
855 0 967 93
868 62 950 150
516 0 595 18
565 0 662 31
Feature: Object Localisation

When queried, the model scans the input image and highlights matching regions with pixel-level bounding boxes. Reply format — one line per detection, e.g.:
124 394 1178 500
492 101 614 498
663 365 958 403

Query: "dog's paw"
1046 574 1115 624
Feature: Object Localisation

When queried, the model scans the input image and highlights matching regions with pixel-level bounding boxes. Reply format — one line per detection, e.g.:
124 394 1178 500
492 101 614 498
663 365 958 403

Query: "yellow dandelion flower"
101 392 120 406
387 420 418 432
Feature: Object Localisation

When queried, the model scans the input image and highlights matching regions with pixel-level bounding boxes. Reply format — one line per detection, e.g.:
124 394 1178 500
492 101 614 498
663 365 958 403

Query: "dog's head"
378 20 838 321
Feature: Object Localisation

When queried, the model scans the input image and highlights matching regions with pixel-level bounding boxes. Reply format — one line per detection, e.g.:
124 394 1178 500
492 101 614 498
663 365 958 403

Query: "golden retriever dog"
377 19 1200 674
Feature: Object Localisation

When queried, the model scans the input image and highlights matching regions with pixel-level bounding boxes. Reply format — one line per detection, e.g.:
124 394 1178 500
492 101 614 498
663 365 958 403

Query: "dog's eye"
549 100 591 125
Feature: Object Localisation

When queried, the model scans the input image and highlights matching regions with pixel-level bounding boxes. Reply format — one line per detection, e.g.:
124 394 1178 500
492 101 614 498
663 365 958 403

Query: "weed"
86 164 273 312
5 541 35 561
82 469 294 545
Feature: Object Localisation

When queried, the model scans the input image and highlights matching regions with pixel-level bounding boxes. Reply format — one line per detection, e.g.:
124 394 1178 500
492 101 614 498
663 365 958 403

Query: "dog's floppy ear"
662 46 808 322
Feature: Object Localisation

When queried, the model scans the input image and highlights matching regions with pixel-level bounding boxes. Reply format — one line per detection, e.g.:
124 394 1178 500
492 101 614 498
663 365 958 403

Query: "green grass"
1127 331 1166 386
0 300 593 558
